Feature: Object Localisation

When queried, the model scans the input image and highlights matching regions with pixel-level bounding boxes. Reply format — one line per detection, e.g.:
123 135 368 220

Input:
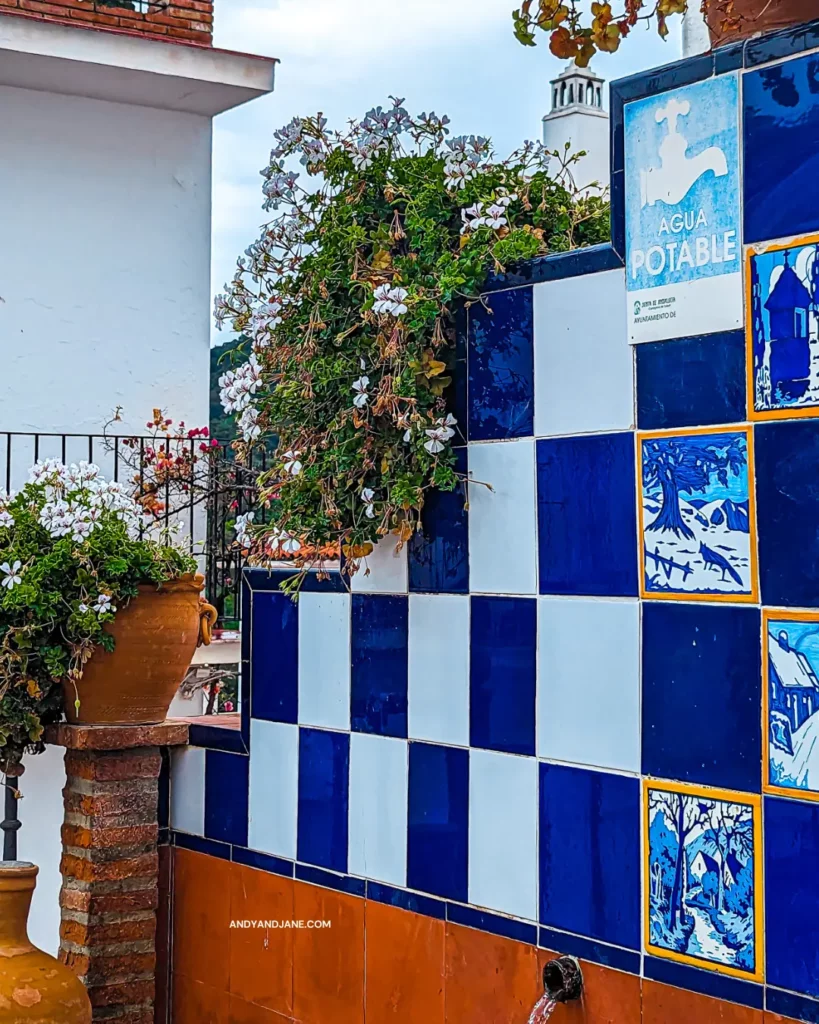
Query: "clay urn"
0 862 91 1023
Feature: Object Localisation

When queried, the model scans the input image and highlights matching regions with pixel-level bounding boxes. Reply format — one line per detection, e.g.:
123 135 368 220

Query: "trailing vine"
215 100 609 591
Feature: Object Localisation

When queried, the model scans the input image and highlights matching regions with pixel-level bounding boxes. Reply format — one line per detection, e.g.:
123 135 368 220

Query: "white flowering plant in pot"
215 100 608 592
0 459 196 773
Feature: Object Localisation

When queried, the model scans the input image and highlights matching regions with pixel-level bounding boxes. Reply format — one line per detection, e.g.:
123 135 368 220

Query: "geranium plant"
215 100 608 591
0 459 196 772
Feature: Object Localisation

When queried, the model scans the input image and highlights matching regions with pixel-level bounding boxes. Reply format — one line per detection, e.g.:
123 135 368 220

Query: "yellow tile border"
636 426 759 603
642 778 764 982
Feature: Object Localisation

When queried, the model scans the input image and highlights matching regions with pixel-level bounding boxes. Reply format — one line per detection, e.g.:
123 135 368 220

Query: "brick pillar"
46 722 188 1024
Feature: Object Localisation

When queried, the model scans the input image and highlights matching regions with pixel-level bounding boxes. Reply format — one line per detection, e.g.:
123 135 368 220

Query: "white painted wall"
543 106 610 193
0 84 212 437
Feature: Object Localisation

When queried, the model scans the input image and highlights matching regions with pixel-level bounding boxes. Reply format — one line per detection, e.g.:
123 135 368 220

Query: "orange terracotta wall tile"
643 979 763 1024
172 848 232 991
172 973 230 1024
229 863 294 1017
228 993 294 1022
292 880 365 1024
365 900 445 1024
444 922 542 1024
765 1016 810 1023
537 949 641 1024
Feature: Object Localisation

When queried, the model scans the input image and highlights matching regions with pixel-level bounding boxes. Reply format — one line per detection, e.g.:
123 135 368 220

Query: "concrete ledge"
46 720 190 750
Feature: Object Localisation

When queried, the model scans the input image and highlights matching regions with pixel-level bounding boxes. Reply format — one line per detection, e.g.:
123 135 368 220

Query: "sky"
209 0 685 344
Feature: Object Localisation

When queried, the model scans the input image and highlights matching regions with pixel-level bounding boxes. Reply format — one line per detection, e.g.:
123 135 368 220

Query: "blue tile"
756 420 819 608
642 603 761 792
447 903 537 946
636 330 746 429
539 763 640 950
250 591 298 723
450 303 469 441
538 927 640 975
233 846 294 878
351 595 408 737
173 832 232 860
296 863 365 897
245 566 348 593
714 41 744 75
767 988 819 1023
296 727 349 874
765 796 819 999
610 170 625 260
537 434 638 597
188 723 248 754
467 286 534 440
366 881 445 920
204 750 249 847
643 956 763 1009
744 20 819 68
407 742 469 902
483 244 622 291
469 596 536 756
240 578 251 746
409 448 469 593
744 53 819 244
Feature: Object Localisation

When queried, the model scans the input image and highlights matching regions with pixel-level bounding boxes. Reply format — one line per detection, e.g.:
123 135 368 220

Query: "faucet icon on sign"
639 97 728 208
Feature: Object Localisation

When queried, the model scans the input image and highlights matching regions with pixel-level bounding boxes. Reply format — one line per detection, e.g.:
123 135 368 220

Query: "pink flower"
223 701 235 712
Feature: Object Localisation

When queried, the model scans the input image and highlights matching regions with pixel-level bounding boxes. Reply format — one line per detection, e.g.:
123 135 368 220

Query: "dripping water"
527 992 557 1023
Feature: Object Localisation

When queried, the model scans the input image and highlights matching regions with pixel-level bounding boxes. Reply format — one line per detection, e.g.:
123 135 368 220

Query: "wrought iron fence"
0 432 267 629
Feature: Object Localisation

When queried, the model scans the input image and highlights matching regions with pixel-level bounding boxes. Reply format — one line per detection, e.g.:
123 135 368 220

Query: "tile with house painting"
638 427 757 601
764 611 819 801
644 781 762 981
747 235 819 420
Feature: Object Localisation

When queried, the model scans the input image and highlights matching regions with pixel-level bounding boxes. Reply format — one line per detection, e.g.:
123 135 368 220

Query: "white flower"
78 603 89 613
403 428 412 443
0 560 22 590
424 427 450 455
440 414 458 440
495 192 517 209
484 204 508 229
92 593 115 614
360 357 366 370
360 487 376 518
388 287 408 317
372 285 408 318
238 406 261 442
282 450 303 476
235 511 255 548
0 510 13 529
219 356 262 415
352 376 370 409
460 203 485 233
281 535 301 555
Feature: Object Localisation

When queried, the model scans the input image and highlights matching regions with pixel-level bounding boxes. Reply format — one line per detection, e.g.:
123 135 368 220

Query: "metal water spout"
542 956 583 1003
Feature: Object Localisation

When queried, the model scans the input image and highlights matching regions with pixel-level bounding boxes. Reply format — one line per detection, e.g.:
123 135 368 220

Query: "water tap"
542 956 583 1003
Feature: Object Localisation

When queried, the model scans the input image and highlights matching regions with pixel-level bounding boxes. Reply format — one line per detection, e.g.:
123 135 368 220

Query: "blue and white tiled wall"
171 23 819 1024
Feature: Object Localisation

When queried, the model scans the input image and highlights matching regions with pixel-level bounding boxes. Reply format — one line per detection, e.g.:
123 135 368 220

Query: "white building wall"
0 84 212 437
543 108 610 193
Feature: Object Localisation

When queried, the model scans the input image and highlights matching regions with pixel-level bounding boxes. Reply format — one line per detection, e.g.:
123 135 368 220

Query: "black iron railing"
1 776 20 861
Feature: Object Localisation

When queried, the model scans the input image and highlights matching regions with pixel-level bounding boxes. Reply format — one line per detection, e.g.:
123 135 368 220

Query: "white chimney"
542 65 610 195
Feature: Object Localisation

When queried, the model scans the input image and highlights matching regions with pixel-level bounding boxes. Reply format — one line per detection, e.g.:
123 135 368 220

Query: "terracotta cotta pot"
0 862 91 1023
706 0 815 46
63 573 217 725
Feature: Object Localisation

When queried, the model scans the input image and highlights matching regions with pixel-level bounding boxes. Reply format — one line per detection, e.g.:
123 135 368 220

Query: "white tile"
408 594 469 746
170 746 205 836
348 733 408 886
533 269 633 437
537 597 640 772
468 749 538 920
248 720 299 860
351 535 408 594
298 592 351 730
468 438 537 595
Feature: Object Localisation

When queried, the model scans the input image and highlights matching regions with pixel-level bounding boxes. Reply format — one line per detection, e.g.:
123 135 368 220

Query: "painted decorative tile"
469 596 536 757
204 750 249 847
625 72 742 342
638 427 758 601
642 602 761 793
350 595 408 738
764 611 819 801
537 597 640 773
408 448 469 594
636 330 746 430
756 419 819 608
408 594 470 748
539 763 641 950
537 433 638 597
170 747 205 837
764 795 819 1000
744 53 819 246
747 235 819 420
468 748 538 921
645 780 762 981
407 742 469 903
251 591 298 723
467 286 534 441
248 720 298 861
297 592 350 732
532 268 633 437
467 438 537 596
296 728 350 874
348 733 408 887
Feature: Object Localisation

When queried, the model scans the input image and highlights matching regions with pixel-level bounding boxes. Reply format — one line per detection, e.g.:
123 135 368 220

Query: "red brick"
89 980 154 1008
61 851 158 884
18 0 72 14
165 25 210 40
60 887 158 916
61 916 156 948
62 949 156 985
65 749 161 783
47 721 189 751
62 822 157 851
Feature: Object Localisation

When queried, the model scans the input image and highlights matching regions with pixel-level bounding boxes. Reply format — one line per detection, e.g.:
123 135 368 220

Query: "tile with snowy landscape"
645 780 762 981
748 235 819 420
638 427 757 601
764 611 819 801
